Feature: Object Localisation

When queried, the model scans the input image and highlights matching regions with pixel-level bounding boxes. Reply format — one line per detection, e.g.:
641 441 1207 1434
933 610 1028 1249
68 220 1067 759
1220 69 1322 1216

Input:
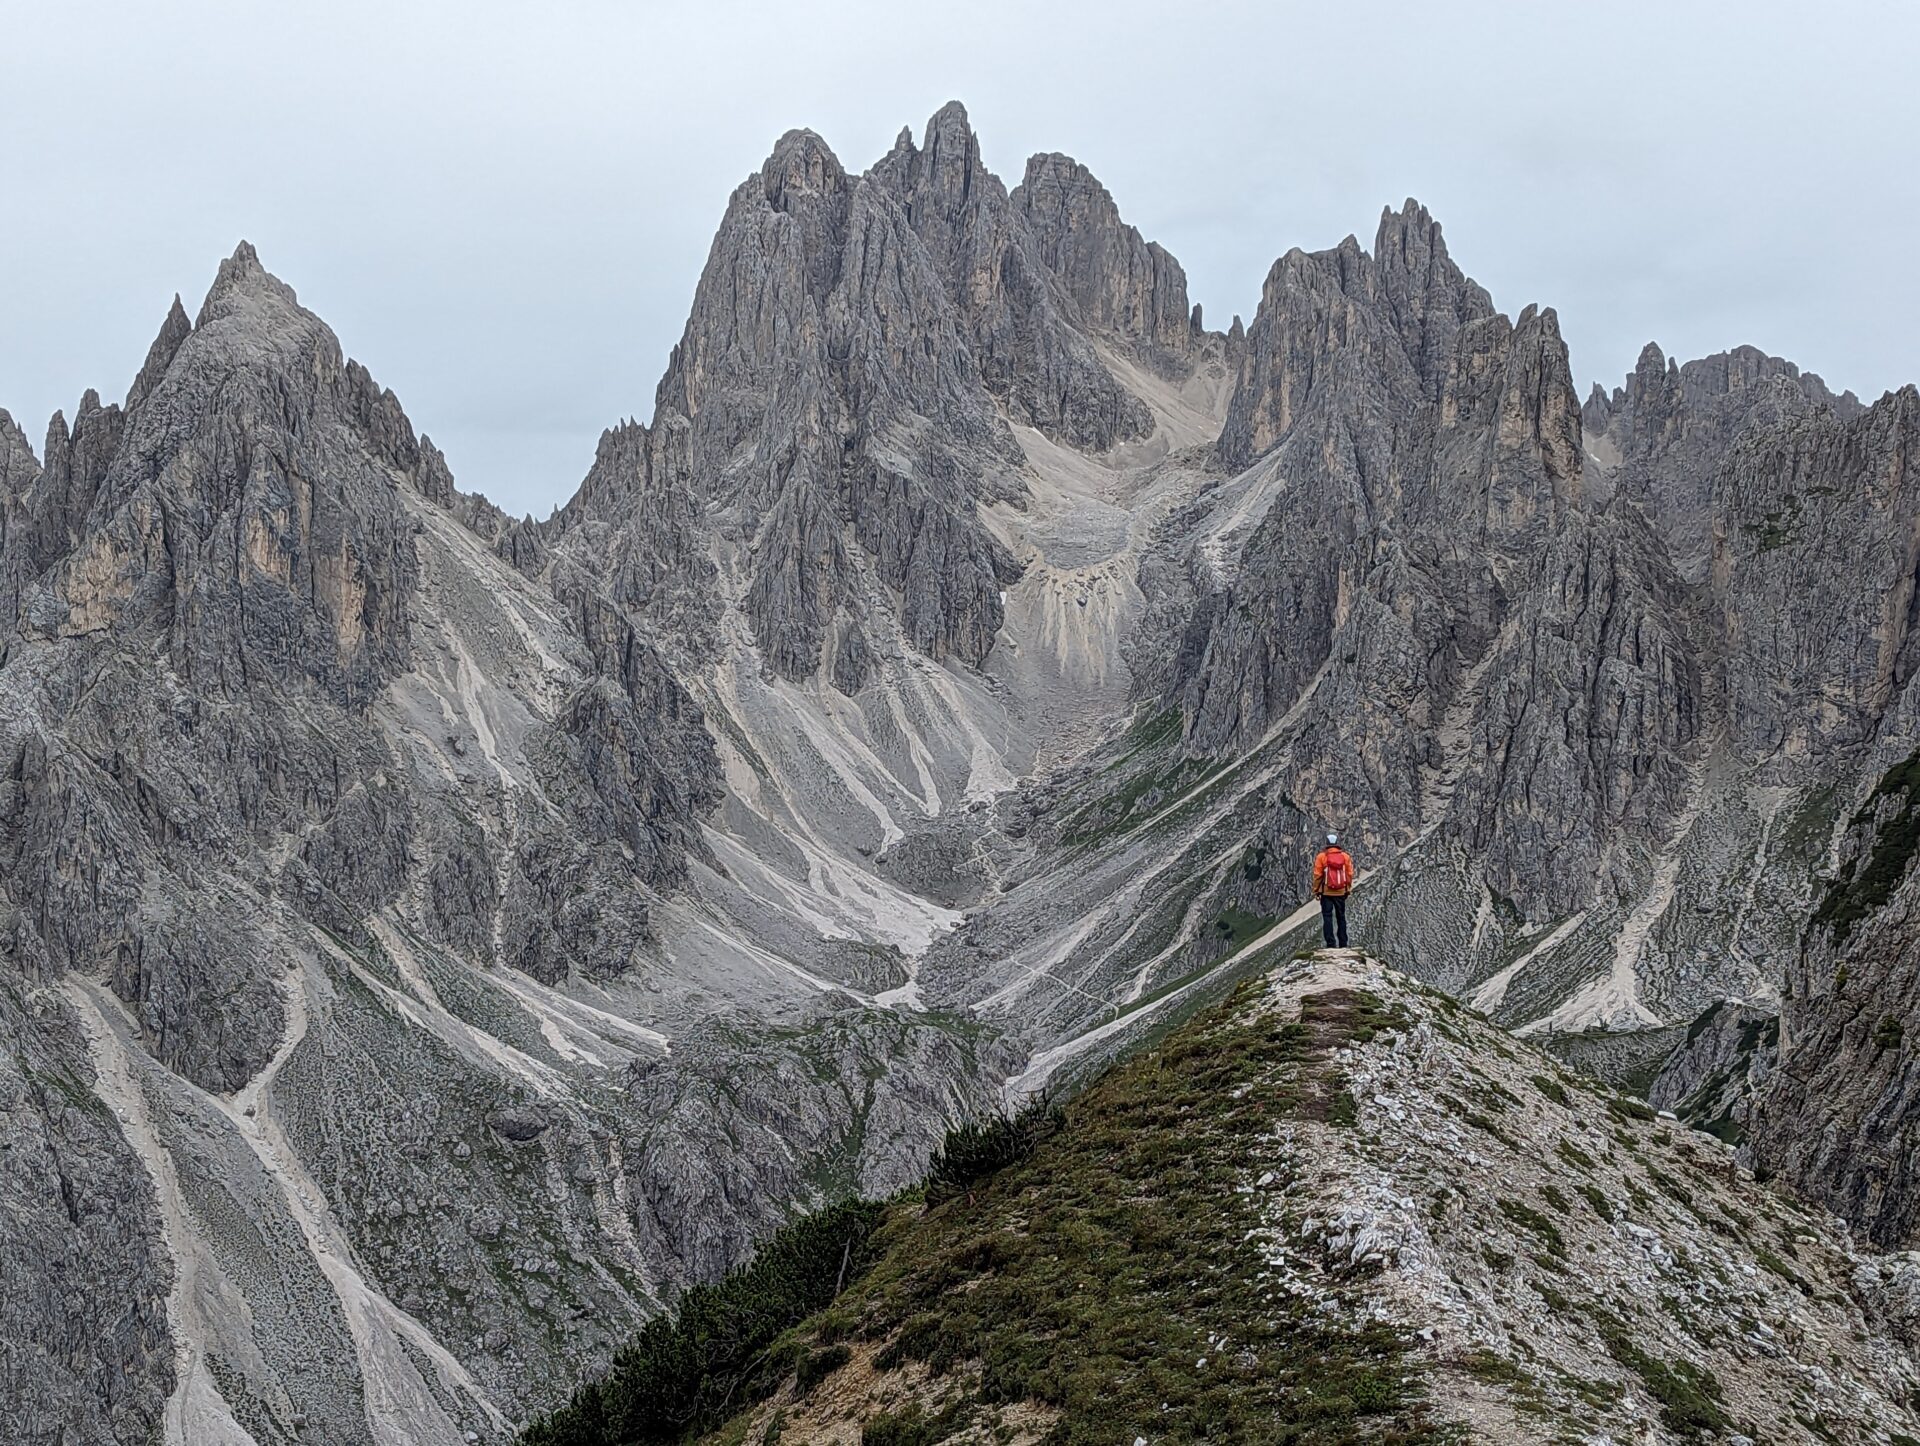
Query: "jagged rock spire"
1372 198 1494 396
1012 151 1193 363
126 294 192 411
869 102 1154 451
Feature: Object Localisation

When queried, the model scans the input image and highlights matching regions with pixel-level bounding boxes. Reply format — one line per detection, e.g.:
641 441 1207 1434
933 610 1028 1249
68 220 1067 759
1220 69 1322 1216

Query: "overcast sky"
3 0 1914 517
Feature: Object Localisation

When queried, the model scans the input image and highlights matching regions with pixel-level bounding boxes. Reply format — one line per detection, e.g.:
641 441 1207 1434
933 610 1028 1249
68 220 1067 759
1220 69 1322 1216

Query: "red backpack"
1323 849 1352 893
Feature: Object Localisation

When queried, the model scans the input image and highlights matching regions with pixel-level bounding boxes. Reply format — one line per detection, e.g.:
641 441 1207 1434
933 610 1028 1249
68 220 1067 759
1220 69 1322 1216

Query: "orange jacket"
1312 847 1353 897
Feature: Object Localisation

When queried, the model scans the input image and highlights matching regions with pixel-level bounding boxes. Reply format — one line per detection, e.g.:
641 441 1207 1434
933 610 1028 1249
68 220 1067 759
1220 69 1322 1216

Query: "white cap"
1327 833 1339 845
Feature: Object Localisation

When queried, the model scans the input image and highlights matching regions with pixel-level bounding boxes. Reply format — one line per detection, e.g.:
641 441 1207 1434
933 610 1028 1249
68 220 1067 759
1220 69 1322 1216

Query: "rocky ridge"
579 951 1920 1445
3 98 1919 1445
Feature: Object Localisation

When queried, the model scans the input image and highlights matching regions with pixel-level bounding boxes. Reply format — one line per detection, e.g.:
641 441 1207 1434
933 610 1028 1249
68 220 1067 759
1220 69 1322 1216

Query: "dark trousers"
1320 894 1348 948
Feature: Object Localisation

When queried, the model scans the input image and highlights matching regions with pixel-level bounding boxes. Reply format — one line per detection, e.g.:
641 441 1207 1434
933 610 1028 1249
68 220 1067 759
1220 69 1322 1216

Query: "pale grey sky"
3 0 1914 517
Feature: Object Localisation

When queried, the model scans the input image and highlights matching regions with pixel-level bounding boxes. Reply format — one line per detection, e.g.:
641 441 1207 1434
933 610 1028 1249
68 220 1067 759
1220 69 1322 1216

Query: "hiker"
1312 833 1353 948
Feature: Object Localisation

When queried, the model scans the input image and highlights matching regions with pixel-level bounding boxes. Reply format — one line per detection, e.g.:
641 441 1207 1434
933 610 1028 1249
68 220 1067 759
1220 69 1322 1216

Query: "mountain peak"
926 97 972 133
918 98 984 186
126 293 193 411
1379 194 1438 229
1011 149 1193 360
219 237 266 286
196 238 301 326
1372 197 1454 268
761 127 846 209
0 405 41 490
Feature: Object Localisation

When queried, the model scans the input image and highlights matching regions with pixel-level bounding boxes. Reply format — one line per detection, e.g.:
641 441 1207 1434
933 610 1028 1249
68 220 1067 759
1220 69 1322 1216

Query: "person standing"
1312 833 1353 948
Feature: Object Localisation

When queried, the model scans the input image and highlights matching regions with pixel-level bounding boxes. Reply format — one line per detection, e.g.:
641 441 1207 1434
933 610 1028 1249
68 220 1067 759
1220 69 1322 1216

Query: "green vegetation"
1873 1014 1905 1053
923 1100 1062 1206
1211 905 1278 948
1531 1281 1572 1314
1578 1184 1616 1224
1056 707 1228 848
1595 1315 1730 1437
1496 1198 1566 1257
1646 1166 1695 1213
1754 1246 1810 1295
1606 1095 1657 1125
1812 748 1920 943
1555 1139 1597 1173
1529 1073 1571 1108
1743 494 1803 552
858 1401 971 1445
794 1344 850 1395
1441 1093 1518 1149
521 978 1435 1445
1325 1084 1360 1128
516 1199 885 1445
834 983 1433 1443
1465 1076 1522 1113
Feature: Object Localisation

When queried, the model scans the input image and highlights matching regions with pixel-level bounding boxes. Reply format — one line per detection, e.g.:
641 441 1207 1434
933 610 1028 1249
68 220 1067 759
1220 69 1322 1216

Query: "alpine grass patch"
525 979 1439 1445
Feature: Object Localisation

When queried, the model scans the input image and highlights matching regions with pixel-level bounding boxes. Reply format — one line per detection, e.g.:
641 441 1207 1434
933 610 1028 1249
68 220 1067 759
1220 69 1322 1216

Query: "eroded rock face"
1748 751 1920 1246
1735 395 1920 1244
544 104 1201 696
1012 151 1195 366
1177 204 1695 930
1712 386 1920 760
0 990 173 1446
0 245 721 1078
547 121 1027 690
871 103 1155 453
1587 341 1864 582
1649 999 1777 1142
0 243 741 1433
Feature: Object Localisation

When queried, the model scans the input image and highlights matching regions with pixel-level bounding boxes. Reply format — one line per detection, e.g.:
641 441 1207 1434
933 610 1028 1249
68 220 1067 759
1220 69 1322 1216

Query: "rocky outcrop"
548 120 1027 689
1748 750 1920 1245
1587 341 1863 581
1180 203 1695 933
1214 201 1494 473
1456 512 1702 920
546 103 1206 695
871 103 1155 452
0 989 173 1446
15 243 422 703
1372 199 1495 399
1649 998 1778 1143
0 408 45 622
1012 151 1194 365
1713 385 1920 760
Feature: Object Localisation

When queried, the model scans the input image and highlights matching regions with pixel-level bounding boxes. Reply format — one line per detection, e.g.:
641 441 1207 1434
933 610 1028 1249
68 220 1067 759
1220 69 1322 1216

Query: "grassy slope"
739 978 1438 1445
523 944 1920 1446
521 949 1446 1445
